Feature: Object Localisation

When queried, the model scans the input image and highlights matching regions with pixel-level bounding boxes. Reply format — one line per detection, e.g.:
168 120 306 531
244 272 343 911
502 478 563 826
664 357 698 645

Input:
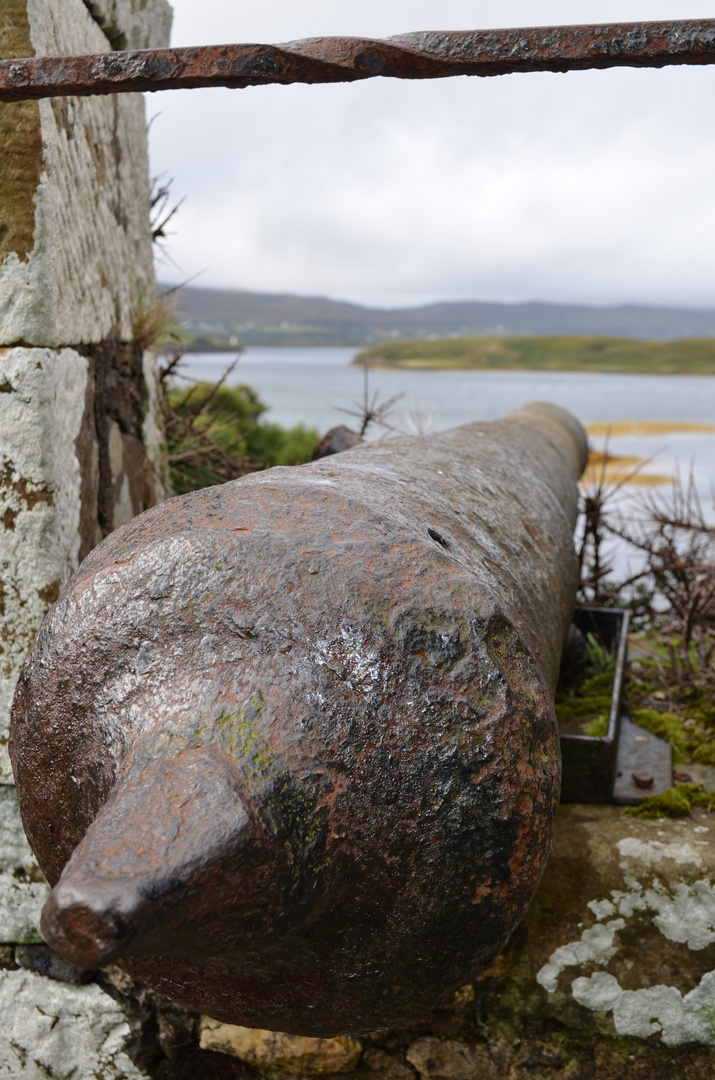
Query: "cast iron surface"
11 403 586 1036
1 20 715 101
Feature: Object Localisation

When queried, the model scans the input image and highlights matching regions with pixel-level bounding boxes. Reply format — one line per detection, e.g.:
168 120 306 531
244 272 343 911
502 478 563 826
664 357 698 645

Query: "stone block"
0 967 152 1078
0 347 89 781
83 0 173 51
0 345 167 781
406 1038 497 1080
0 0 155 347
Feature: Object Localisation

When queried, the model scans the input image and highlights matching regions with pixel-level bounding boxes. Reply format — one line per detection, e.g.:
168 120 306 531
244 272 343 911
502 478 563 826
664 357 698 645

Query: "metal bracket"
560 607 673 804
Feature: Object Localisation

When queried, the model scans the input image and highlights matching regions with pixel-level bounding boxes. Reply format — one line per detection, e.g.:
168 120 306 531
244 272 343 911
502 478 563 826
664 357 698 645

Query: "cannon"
10 401 587 1036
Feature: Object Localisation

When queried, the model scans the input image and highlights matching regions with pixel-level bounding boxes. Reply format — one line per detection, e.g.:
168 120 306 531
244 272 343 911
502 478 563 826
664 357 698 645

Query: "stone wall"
0 1 172 1075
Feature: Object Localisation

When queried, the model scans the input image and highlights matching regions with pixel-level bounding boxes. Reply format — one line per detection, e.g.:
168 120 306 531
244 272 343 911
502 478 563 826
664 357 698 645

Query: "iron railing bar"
1 19 715 102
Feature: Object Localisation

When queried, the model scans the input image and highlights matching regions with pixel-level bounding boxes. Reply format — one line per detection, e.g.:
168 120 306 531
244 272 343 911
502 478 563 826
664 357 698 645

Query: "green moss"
0 2 43 264
625 648 715 772
555 671 613 736
15 927 45 945
693 743 715 766
631 708 688 762
166 381 319 493
581 715 609 737
626 782 715 820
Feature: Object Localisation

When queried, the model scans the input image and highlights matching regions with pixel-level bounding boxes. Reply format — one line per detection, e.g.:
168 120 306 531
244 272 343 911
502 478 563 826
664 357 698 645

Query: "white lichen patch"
644 880 715 951
536 920 625 993
0 787 48 944
572 970 715 1047
0 968 151 1079
617 836 703 868
536 833 715 1045
587 899 616 920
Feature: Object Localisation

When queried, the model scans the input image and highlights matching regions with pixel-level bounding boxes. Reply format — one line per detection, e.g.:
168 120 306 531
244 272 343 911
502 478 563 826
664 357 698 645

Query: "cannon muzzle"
11 401 587 1036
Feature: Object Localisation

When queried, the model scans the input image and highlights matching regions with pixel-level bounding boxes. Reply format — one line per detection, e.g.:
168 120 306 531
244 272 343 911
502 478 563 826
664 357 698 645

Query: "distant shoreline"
354 335 715 377
359 362 715 377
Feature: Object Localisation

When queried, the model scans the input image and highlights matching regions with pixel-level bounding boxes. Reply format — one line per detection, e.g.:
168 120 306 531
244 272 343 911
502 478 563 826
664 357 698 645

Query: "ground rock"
15 943 92 984
467 803 715 1077
406 1038 496 1080
351 1048 416 1079
0 967 152 1078
311 426 363 460
200 1020 363 1077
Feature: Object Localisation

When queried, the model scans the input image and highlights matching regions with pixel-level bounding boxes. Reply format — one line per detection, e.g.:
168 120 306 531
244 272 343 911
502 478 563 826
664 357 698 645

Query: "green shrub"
165 380 320 493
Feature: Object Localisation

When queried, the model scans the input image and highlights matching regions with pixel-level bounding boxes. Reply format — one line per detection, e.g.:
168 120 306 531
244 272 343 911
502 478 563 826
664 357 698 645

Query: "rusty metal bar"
2 19 715 102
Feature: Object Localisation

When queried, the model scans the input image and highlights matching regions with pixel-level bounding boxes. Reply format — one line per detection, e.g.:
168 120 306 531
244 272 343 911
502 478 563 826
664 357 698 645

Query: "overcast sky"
148 2 715 310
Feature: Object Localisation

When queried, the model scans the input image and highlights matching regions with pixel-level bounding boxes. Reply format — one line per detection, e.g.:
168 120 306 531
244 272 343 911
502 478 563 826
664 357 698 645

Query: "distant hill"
166 284 715 349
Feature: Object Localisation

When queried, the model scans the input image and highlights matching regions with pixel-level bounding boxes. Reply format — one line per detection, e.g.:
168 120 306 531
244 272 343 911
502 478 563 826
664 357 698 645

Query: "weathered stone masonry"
0 2 172 1076
0 0 171 775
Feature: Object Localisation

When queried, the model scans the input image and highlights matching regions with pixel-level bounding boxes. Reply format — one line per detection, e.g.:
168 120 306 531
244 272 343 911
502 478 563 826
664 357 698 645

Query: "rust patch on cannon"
10 402 587 1036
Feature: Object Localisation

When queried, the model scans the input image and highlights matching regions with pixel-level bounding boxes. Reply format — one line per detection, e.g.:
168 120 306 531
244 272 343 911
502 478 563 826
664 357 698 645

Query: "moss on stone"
625 782 715 820
555 671 613 736
625 642 715 771
581 715 609 737
0 2 43 265
631 707 688 761
692 743 715 767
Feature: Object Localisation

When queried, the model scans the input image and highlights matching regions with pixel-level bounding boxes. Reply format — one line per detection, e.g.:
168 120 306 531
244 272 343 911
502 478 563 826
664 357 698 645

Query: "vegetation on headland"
356 335 715 374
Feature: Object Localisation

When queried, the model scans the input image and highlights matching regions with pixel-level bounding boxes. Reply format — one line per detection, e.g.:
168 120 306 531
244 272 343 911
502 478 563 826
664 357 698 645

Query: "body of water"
177 348 715 550
179 346 714 432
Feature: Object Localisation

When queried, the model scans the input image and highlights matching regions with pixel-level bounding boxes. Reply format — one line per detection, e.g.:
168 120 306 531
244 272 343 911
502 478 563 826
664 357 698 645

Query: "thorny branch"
579 453 715 687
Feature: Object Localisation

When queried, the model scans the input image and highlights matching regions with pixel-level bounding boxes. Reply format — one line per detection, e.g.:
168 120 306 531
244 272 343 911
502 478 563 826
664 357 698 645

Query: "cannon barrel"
10 401 587 1036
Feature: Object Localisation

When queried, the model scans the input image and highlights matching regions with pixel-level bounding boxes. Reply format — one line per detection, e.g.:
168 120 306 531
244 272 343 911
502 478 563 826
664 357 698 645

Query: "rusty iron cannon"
10 401 587 1036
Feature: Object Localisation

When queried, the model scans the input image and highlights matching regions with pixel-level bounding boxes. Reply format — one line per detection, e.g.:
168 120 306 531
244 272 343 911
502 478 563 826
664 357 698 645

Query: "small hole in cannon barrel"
428 529 450 549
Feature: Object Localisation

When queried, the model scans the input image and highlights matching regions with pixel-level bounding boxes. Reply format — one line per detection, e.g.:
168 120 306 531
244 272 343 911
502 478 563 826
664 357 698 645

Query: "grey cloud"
150 1 715 308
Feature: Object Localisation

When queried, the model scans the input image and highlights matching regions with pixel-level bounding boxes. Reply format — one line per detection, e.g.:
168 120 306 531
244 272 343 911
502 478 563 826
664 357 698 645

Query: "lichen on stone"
536 828 715 1048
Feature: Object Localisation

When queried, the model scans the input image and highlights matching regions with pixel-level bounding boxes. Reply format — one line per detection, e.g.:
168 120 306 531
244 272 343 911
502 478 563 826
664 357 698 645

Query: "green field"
355 335 715 375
